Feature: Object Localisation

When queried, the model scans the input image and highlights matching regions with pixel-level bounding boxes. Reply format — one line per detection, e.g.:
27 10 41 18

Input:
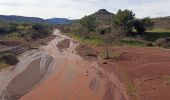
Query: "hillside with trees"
0 15 73 24
0 15 48 23
60 9 170 49
0 20 53 69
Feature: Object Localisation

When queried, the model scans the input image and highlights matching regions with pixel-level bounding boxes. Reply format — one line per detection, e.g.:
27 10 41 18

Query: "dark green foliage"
112 9 135 35
79 16 97 32
96 25 111 35
9 23 18 32
0 53 19 65
0 20 11 34
30 24 51 39
145 32 170 41
112 10 154 37
0 19 52 40
134 17 154 35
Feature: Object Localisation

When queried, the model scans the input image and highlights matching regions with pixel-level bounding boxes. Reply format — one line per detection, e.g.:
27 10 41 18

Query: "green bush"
0 53 19 65
112 9 135 35
30 24 51 39
79 16 97 32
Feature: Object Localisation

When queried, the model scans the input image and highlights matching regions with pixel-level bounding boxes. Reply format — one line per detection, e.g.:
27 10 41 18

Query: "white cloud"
0 0 169 19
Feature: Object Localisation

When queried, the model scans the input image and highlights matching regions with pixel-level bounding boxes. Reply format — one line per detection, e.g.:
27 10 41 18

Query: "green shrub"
79 16 97 32
0 53 19 65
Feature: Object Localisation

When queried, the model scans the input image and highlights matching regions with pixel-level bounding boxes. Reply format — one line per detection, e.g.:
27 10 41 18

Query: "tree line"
0 20 52 40
79 9 154 37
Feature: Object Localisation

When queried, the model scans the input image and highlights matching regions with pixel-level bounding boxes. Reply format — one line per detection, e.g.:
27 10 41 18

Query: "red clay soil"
19 45 170 100
19 30 129 100
101 46 170 100
18 30 170 100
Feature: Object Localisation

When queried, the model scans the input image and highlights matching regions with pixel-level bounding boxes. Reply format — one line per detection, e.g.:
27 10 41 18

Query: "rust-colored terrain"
109 46 170 100
1 30 170 100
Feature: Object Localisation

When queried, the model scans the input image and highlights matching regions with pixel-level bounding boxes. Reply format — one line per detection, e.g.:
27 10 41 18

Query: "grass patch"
82 36 103 45
147 28 170 33
64 33 103 45
120 38 145 46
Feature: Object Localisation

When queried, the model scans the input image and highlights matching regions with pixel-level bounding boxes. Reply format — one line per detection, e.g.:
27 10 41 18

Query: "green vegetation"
30 24 52 39
134 17 154 35
112 9 154 36
0 53 19 70
112 9 135 35
0 53 19 65
145 28 170 41
80 16 97 32
59 9 170 49
64 32 103 45
120 38 145 46
0 20 52 40
0 20 53 70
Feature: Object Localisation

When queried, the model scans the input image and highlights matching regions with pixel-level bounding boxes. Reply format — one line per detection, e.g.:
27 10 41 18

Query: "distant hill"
152 16 170 29
46 18 73 24
91 9 115 25
0 15 48 23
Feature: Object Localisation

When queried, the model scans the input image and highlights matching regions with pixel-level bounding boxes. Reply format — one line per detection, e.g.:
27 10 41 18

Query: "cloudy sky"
0 0 169 19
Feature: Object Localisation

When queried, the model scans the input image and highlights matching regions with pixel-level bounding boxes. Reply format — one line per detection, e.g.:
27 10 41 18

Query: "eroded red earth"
18 30 170 100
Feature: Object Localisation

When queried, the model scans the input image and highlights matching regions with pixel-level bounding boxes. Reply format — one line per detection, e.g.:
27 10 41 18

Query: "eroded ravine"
0 30 129 100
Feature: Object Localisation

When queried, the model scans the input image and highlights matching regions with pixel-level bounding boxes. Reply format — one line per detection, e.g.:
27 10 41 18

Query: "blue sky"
0 0 169 19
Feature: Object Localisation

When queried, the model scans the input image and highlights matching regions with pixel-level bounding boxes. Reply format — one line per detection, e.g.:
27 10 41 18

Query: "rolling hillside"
152 16 170 29
91 9 115 25
0 15 48 23
47 18 73 24
0 15 73 24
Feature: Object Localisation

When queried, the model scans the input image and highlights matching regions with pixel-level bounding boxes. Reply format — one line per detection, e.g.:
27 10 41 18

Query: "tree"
134 17 154 35
30 24 51 39
112 9 135 35
9 22 17 32
79 16 97 32
0 20 10 34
